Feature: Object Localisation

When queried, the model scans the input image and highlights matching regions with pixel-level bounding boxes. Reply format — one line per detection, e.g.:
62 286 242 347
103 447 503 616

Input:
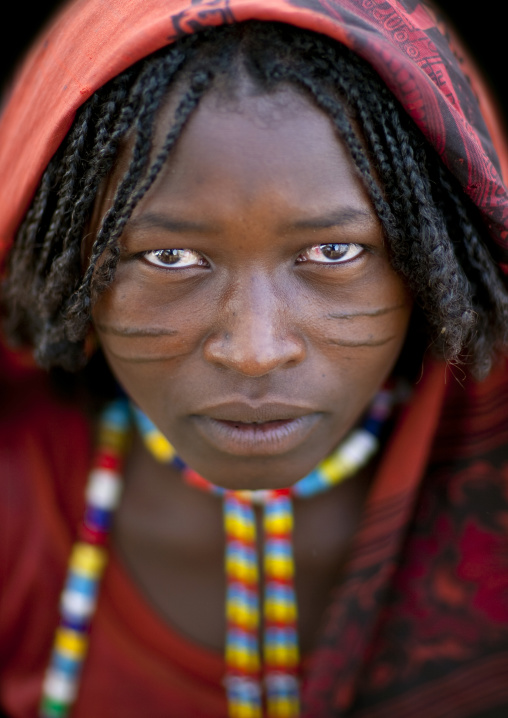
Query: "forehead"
128 81 374 223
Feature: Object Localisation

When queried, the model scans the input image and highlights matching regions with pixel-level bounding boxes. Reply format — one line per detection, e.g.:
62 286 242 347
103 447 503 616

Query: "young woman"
1 1 508 717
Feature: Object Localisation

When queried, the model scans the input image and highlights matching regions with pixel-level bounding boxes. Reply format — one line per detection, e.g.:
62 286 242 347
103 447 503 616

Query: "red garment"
2 1 508 717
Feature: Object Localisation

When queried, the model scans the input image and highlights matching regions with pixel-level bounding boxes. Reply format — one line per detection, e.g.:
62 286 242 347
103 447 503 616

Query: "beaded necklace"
40 387 396 718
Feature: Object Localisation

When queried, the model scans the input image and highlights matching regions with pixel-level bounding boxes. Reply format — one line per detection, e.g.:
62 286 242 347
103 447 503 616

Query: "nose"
202 274 306 377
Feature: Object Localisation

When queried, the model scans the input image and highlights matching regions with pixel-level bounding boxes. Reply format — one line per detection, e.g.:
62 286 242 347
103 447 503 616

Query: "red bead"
78 522 109 545
94 449 122 471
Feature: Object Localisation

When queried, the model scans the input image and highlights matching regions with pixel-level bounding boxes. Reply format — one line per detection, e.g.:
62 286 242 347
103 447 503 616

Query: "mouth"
191 403 322 456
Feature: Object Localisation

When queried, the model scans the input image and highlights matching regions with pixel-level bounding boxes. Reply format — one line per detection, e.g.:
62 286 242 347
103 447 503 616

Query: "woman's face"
91 83 412 490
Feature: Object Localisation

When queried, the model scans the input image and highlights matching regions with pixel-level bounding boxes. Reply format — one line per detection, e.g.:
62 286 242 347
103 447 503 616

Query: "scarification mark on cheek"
325 335 396 348
95 323 179 337
103 349 181 363
325 303 407 321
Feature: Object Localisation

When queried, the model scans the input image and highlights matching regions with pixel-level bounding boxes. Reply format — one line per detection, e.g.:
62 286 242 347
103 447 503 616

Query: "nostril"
203 328 306 377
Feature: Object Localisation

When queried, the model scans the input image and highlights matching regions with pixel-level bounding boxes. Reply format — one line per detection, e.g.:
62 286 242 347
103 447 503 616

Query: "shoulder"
432 354 508 464
0 350 93 666
0 354 92 585
0 366 92 492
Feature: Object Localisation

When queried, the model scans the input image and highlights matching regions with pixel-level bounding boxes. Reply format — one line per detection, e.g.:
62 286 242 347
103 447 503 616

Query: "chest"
113 446 372 654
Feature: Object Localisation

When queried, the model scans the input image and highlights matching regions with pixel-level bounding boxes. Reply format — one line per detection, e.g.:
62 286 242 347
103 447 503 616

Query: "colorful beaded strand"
292 386 394 498
263 492 299 717
224 493 262 718
39 400 130 718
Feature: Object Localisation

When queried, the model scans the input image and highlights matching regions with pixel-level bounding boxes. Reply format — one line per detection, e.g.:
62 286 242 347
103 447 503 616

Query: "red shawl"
1 1 508 717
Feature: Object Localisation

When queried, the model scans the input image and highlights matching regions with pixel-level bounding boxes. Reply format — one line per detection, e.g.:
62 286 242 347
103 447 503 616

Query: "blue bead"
102 399 130 430
52 651 81 677
84 506 112 530
65 573 96 598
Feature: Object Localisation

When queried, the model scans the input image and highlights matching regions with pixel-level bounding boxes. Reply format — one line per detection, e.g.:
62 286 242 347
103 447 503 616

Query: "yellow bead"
264 598 297 623
266 697 300 717
226 646 260 672
264 514 292 534
69 543 106 578
227 600 259 630
225 516 256 543
145 431 176 463
264 644 299 668
55 627 88 658
318 453 350 483
225 515 256 542
229 701 262 718
226 557 258 584
97 426 128 453
264 555 293 580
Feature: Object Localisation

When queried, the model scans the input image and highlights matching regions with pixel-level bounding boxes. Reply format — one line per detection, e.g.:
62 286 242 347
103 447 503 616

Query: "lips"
190 402 322 456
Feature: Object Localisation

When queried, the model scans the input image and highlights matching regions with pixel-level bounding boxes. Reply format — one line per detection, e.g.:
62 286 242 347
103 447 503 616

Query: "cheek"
308 267 412 350
91 266 213 365
304 274 412 409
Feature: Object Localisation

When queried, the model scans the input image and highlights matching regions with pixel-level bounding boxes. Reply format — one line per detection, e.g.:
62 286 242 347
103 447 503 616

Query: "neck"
113 426 377 653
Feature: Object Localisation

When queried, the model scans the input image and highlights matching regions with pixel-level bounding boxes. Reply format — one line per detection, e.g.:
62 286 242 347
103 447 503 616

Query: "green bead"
40 696 69 718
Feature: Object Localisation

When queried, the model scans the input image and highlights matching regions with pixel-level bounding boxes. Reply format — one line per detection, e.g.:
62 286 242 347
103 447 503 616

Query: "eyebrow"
284 208 374 231
127 213 214 234
126 207 374 235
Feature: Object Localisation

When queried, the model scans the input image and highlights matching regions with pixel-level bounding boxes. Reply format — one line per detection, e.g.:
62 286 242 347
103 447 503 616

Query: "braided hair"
3 21 508 378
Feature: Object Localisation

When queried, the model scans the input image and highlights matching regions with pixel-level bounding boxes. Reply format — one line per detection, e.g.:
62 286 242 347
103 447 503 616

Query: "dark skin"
90 82 412 653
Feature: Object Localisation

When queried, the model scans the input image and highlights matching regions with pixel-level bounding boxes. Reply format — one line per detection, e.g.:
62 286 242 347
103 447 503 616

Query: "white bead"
341 429 378 466
224 675 262 700
265 671 300 692
43 669 77 703
61 589 96 619
240 489 271 505
85 469 122 509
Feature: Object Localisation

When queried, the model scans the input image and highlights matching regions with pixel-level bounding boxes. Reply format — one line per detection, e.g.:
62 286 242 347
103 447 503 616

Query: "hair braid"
37 95 102 276
65 68 216 343
355 85 477 357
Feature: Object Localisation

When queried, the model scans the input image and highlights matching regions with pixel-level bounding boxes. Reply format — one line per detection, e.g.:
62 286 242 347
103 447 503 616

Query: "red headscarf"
0 0 508 267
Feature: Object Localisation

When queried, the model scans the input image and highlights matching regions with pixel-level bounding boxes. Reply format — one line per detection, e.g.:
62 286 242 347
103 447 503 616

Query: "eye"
142 248 206 268
298 243 364 264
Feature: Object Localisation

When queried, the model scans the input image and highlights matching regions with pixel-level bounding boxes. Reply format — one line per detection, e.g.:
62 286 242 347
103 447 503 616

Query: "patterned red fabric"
1 1 508 717
305 357 508 716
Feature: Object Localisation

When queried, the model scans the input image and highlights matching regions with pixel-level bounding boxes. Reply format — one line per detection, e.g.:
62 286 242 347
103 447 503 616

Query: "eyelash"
297 243 364 264
141 243 364 269
142 248 208 268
